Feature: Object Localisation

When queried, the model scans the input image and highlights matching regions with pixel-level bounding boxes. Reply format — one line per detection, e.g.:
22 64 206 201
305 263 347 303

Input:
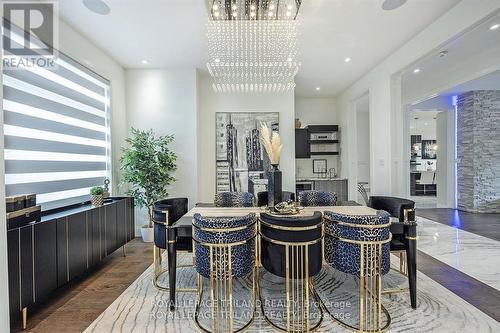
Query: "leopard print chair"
193 213 256 278
298 190 337 207
193 213 257 332
214 191 254 207
323 210 391 276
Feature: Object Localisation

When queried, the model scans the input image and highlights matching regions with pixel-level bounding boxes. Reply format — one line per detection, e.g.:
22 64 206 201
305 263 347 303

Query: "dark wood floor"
14 238 153 333
417 208 500 242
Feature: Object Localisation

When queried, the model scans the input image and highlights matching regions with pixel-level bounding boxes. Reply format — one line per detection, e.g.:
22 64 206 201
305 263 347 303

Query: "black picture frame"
313 159 327 174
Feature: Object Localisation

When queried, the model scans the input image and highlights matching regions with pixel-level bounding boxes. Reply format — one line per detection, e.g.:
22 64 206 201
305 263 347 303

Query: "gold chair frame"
193 221 257 333
258 218 325 333
383 208 417 296
152 210 198 293
322 215 392 333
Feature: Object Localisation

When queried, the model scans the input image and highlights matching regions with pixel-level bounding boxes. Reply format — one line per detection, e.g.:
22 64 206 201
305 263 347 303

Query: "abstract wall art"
215 112 279 196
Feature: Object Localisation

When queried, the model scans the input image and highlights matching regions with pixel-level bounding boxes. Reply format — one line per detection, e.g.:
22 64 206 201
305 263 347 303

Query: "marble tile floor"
84 253 500 333
416 216 500 291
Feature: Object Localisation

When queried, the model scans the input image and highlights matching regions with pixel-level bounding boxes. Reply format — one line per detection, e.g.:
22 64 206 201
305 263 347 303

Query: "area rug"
84 253 500 333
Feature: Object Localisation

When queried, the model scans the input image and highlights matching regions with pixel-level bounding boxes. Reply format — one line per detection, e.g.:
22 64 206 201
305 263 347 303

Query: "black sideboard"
7 197 135 329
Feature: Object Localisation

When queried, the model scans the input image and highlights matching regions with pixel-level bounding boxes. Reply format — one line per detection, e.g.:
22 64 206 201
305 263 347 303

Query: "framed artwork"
215 112 279 196
421 140 437 159
313 159 327 174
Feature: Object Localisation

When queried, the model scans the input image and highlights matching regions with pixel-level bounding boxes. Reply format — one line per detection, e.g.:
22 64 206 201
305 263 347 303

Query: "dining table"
164 204 379 309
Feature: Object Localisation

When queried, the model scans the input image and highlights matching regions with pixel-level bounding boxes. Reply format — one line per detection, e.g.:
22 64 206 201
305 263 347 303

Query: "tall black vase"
268 164 282 208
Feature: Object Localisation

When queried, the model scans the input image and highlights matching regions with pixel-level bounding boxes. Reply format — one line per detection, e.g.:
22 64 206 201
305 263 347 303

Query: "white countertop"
296 177 347 182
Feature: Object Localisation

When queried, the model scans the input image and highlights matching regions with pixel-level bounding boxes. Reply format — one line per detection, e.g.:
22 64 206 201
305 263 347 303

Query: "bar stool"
193 213 257 333
259 212 324 332
323 210 392 332
152 198 197 309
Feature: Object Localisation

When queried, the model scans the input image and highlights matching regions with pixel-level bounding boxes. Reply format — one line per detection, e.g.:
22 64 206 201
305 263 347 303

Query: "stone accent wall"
457 91 500 213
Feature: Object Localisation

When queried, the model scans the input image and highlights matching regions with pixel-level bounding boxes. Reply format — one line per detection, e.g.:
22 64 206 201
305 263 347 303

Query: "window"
3 26 111 210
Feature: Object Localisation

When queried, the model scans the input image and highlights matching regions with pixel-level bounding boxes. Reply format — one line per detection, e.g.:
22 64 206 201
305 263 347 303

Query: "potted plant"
90 186 104 207
120 128 177 242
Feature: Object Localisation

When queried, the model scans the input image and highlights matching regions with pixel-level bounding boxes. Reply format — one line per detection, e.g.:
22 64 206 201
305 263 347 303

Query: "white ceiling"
402 11 500 103
57 0 460 97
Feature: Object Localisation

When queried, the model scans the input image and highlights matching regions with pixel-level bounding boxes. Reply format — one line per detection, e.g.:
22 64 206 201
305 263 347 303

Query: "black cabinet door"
7 229 20 323
89 207 102 267
56 218 68 287
127 198 135 240
67 212 88 280
116 199 127 248
295 128 310 158
104 204 117 255
34 220 58 303
19 226 34 310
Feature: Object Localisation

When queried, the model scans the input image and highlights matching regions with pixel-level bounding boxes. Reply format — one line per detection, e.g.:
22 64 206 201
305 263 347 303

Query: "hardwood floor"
14 238 152 333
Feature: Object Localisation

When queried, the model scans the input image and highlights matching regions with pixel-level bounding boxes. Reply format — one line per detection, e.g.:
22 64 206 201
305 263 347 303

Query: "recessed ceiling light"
413 68 421 74
490 23 500 30
83 0 110 15
381 0 408 11
438 50 448 58
315 87 321 91
141 60 148 65
345 57 351 63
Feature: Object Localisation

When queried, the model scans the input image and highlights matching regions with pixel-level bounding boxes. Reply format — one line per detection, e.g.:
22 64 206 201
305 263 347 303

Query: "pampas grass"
260 123 283 165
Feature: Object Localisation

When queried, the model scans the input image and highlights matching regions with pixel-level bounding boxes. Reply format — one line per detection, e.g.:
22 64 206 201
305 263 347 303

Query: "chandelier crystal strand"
206 0 302 93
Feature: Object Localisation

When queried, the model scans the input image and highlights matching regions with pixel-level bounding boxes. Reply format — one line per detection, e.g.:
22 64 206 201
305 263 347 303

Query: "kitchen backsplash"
296 156 339 179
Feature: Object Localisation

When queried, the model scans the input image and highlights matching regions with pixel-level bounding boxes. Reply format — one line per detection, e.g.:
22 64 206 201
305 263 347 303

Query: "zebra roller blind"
3 25 111 210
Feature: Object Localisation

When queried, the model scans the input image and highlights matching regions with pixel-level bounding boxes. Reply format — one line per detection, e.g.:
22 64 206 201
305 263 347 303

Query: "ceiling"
58 0 460 97
402 11 500 103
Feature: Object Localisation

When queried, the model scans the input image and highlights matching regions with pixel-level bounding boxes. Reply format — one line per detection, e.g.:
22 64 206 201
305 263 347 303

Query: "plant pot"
140 225 154 243
91 194 104 207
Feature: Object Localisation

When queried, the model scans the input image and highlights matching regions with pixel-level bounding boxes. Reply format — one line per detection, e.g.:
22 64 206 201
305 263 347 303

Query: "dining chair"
298 190 337 206
256 190 295 207
152 198 197 307
214 191 254 207
259 212 324 332
323 210 392 332
193 213 257 333
368 196 417 308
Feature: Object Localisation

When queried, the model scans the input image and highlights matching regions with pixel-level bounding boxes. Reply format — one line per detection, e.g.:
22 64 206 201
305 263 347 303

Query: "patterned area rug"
84 253 500 333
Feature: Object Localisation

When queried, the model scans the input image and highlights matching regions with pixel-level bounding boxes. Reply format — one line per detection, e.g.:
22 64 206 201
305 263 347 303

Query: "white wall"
436 110 456 208
356 110 370 184
198 75 296 202
295 98 339 178
336 0 500 199
125 69 199 229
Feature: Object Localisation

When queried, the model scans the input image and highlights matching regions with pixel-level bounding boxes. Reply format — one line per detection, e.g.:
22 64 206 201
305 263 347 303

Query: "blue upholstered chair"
193 213 256 278
193 213 257 332
298 190 337 207
214 191 254 207
323 210 392 332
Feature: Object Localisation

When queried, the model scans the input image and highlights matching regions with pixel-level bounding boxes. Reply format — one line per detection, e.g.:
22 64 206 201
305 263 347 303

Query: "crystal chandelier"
206 0 302 93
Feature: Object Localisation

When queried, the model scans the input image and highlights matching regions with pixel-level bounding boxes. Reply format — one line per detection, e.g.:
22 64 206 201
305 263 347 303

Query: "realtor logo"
2 1 58 69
